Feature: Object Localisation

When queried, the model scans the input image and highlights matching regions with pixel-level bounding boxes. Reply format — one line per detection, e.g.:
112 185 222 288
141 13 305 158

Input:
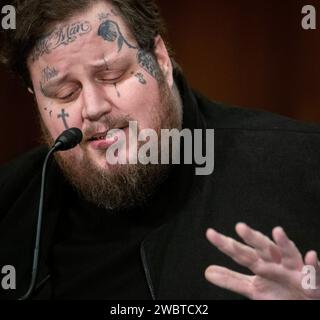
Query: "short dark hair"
0 0 169 87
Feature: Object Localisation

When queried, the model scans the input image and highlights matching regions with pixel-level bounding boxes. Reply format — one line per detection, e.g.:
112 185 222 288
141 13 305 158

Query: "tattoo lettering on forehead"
114 83 121 98
32 21 92 61
57 108 69 129
134 72 147 85
137 50 161 82
97 20 137 53
41 66 58 84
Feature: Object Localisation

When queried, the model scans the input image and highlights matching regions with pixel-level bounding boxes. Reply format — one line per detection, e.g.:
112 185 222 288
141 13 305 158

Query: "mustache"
82 114 133 141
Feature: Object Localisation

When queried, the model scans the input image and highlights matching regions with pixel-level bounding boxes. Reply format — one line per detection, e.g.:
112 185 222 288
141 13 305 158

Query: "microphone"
19 128 83 300
54 127 83 151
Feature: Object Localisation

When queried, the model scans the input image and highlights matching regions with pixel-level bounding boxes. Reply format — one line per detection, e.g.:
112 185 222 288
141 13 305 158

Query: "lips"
87 127 128 150
87 126 128 141
88 131 108 142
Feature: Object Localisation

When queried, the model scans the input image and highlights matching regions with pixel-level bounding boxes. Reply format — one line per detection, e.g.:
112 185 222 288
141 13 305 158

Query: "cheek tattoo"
43 107 53 117
43 102 53 118
57 108 70 129
134 72 147 85
137 49 161 82
114 83 121 98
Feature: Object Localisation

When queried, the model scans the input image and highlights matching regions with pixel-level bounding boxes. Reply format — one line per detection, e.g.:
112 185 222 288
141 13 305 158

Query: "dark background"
0 0 319 165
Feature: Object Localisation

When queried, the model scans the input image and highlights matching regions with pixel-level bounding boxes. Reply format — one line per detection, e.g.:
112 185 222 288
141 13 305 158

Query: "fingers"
304 251 320 269
236 223 282 263
207 224 306 277
272 227 304 270
205 265 253 298
304 251 320 287
206 228 258 269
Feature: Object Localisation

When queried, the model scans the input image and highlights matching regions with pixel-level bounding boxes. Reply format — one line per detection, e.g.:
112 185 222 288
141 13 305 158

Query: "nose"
81 83 113 121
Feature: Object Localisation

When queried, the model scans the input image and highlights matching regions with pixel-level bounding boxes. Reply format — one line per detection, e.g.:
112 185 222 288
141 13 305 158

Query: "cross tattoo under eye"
57 109 69 129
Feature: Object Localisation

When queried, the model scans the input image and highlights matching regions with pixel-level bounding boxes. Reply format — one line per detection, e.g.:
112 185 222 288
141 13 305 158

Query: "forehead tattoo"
31 21 92 62
97 19 137 53
96 17 160 84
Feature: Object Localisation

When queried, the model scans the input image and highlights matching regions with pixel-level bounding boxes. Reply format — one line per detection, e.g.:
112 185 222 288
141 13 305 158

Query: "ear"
153 35 174 88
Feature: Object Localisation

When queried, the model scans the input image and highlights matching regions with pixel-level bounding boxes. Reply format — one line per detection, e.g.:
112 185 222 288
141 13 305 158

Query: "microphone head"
53 127 83 151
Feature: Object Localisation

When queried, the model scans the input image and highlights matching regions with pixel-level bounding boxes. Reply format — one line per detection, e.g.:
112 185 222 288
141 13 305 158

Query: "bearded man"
0 0 320 300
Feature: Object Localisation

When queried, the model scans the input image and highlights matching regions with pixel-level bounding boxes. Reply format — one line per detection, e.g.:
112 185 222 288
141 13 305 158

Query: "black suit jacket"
1 69 320 299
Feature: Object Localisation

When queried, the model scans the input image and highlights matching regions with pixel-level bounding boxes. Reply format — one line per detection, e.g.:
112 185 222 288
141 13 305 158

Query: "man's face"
27 1 182 210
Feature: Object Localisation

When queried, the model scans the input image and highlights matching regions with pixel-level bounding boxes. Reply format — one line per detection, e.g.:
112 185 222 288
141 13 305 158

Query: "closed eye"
96 76 122 84
58 88 81 101
95 70 124 84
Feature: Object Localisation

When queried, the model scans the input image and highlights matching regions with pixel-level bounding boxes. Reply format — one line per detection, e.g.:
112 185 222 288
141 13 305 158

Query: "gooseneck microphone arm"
19 128 83 300
19 146 57 300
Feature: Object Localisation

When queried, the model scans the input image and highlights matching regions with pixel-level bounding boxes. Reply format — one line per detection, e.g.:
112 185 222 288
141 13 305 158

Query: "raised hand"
205 223 320 300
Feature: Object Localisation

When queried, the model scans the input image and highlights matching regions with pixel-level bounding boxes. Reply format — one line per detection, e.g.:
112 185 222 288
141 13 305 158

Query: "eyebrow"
91 56 122 70
40 57 123 96
40 74 69 97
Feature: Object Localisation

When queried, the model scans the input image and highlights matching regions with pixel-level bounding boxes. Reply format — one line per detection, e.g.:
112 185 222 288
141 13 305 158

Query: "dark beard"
40 78 182 211
55 152 171 210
